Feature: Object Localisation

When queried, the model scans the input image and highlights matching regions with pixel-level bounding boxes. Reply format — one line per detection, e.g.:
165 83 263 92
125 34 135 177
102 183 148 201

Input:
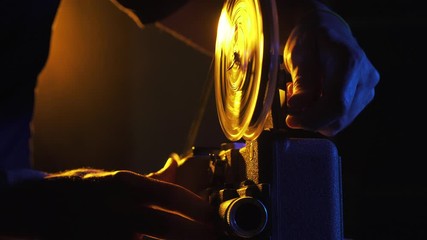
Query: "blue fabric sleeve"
0 169 47 190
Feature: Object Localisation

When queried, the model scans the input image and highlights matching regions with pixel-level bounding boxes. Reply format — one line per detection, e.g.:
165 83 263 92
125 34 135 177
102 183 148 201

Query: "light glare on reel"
214 0 279 142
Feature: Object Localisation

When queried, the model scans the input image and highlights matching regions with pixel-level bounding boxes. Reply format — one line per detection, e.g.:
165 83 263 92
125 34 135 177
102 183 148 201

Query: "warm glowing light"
214 0 265 141
283 37 296 75
216 9 234 51
45 168 116 178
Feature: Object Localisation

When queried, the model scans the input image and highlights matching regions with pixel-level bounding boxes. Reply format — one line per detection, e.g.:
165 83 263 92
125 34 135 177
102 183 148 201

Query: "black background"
331 0 427 238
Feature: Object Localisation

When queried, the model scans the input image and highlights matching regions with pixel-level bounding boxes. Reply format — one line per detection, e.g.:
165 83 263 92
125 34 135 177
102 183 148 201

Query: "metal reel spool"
214 0 279 141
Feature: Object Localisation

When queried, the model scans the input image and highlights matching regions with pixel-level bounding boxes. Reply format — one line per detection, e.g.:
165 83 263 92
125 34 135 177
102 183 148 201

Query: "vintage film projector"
175 0 343 239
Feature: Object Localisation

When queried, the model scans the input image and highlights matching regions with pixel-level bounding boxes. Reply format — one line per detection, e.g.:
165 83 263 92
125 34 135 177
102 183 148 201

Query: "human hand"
0 168 215 240
283 4 380 137
147 153 213 196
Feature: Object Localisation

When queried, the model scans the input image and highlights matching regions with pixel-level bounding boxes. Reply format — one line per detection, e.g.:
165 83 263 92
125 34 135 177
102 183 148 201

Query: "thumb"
284 26 322 113
146 153 179 183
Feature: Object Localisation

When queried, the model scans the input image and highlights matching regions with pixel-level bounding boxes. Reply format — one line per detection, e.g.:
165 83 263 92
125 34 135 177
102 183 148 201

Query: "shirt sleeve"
0 169 47 190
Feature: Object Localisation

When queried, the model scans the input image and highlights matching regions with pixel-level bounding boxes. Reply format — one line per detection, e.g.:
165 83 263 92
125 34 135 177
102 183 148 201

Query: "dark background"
332 0 427 238
32 0 426 239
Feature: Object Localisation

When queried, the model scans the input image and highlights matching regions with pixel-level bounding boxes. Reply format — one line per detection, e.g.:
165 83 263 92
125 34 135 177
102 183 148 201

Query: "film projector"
174 0 343 239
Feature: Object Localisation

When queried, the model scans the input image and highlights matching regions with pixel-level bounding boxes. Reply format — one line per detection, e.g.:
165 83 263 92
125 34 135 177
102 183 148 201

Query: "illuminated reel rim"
215 0 262 141
214 0 279 141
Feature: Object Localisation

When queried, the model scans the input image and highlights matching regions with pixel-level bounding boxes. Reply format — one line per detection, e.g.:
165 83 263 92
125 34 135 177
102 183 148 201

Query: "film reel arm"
155 0 224 57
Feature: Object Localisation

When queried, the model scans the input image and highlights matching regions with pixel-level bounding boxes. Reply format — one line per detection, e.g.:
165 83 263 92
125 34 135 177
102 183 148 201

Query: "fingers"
113 171 216 239
146 153 179 183
115 171 214 225
284 18 380 136
284 25 322 111
286 54 379 136
130 205 216 240
12 170 215 239
147 154 213 194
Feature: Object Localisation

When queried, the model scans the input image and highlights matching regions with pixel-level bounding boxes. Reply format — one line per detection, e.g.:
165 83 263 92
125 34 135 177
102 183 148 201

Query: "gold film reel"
214 0 279 141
